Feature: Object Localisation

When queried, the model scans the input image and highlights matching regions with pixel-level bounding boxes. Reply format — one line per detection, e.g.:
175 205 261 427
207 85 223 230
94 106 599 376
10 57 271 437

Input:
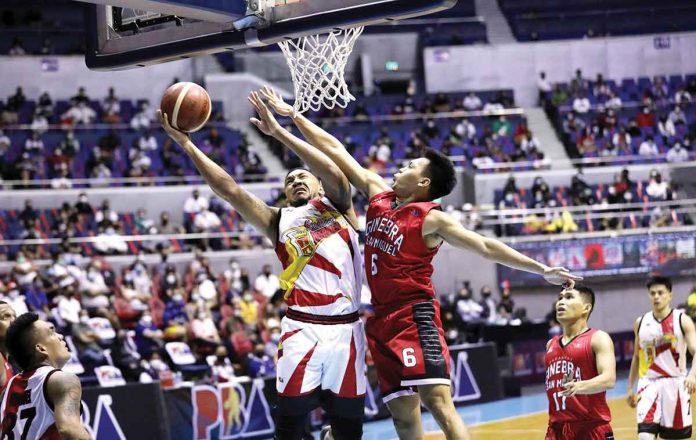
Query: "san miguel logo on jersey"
365 216 404 256
545 356 582 391
283 212 344 258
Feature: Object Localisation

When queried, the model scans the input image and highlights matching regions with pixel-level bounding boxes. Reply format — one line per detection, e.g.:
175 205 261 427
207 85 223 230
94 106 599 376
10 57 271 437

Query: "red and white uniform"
274 197 365 400
636 310 692 439
0 366 62 440
545 329 613 440
1 354 12 391
364 190 450 402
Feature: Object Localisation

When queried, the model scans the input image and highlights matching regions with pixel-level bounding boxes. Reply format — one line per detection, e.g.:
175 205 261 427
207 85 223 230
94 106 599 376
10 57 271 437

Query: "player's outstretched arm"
626 317 642 407
423 210 582 285
46 370 91 440
680 313 696 394
260 87 389 198
561 331 616 396
159 110 279 242
248 91 352 215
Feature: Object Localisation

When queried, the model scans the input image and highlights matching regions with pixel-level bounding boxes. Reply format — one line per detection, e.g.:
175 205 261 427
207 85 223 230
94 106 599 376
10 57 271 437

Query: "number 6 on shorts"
402 347 417 367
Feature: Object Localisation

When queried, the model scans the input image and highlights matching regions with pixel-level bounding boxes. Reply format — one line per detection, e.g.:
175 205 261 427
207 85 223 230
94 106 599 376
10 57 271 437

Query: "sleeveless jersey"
637 309 687 378
275 197 362 316
0 366 62 440
545 329 612 425
364 190 441 314
1 354 12 391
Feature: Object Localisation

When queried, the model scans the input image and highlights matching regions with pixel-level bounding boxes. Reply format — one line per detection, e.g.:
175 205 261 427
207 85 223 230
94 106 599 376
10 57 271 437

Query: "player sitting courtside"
545 283 616 440
260 87 580 440
0 313 90 440
160 102 366 440
627 276 696 440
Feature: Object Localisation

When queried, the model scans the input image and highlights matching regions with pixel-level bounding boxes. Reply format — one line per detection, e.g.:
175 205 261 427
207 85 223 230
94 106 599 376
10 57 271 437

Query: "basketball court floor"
358 377 696 440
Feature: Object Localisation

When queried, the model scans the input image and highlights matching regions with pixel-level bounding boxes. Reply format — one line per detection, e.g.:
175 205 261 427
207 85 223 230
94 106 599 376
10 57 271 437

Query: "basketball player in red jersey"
545 283 616 439
0 301 16 390
261 88 581 439
161 97 366 440
1 313 90 439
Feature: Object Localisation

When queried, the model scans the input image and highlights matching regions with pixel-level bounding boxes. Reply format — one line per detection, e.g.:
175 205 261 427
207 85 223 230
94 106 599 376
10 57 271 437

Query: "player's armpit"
46 371 91 440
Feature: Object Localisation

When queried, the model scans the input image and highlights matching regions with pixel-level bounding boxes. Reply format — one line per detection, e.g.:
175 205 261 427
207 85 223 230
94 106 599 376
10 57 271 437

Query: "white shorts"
276 315 366 399
637 376 692 439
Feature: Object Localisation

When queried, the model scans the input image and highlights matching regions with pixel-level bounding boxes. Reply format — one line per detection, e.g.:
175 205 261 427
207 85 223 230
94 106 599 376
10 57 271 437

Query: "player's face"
0 304 16 339
648 284 672 311
34 320 71 368
392 158 430 197
555 289 589 322
284 170 322 207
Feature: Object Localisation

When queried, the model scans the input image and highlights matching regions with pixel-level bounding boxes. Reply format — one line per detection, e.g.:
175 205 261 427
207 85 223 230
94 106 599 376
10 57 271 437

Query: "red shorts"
366 300 451 402
545 422 614 440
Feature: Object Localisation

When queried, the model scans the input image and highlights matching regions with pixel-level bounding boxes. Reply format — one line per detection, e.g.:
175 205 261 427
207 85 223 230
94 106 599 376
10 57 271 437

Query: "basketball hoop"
278 26 364 115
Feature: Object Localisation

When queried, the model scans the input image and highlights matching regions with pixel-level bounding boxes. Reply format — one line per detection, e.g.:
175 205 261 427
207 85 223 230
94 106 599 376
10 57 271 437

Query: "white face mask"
80 316 89 324
141 315 152 324
166 274 176 284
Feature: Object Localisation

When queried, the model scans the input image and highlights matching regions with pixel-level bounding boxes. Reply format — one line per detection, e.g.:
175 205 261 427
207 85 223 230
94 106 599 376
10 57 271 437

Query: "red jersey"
365 190 441 314
1 354 12 390
545 329 611 425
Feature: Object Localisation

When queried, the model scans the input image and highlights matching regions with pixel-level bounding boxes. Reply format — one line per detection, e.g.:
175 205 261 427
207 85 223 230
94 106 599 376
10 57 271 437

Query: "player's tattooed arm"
561 331 616 397
424 209 582 284
260 87 389 199
680 313 696 394
159 109 280 243
46 371 91 440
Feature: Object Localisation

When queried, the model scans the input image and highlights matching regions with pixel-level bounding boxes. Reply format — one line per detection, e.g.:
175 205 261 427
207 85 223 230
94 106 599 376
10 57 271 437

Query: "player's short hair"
423 148 456 201
646 276 672 292
574 284 595 317
0 301 8 306
6 312 40 370
284 167 315 183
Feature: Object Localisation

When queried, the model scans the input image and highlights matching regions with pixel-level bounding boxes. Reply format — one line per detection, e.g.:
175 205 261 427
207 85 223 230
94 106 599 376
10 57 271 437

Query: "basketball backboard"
82 0 457 70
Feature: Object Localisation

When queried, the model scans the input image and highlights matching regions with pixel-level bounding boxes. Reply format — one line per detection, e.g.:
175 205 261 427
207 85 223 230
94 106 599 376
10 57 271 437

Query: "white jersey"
0 366 62 440
638 310 687 379
275 197 362 316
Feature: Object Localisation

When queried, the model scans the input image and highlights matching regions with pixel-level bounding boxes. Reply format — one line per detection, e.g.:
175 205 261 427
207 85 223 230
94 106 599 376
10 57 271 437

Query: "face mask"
197 313 206 320
16 256 26 264
173 294 183 303
192 293 201 302
80 316 89 324
141 316 152 324
8 289 19 299
230 262 240 270
244 294 253 302
505 194 514 202
166 275 176 284
270 332 280 343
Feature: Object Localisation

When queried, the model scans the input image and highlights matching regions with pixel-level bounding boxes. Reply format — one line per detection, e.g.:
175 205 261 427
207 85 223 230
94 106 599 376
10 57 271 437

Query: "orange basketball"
160 82 211 133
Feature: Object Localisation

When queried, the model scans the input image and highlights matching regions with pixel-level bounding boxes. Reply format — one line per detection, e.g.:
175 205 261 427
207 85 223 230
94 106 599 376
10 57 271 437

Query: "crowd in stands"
0 86 268 188
543 70 696 163
493 167 691 236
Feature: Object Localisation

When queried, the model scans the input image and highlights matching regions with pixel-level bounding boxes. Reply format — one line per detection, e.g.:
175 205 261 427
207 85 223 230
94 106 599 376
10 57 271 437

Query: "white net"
278 26 364 115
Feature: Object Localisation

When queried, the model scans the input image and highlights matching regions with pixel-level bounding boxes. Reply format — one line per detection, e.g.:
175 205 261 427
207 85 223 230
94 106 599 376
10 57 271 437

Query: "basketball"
160 82 211 133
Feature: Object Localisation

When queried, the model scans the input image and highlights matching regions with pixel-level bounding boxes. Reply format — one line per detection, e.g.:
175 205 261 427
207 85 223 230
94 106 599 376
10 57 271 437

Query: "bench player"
0 313 90 439
627 276 696 439
161 98 365 439
545 283 616 439
260 88 581 439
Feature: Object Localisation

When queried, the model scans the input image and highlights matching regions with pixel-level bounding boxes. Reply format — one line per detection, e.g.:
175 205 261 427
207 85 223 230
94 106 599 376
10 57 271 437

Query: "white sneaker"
319 425 332 440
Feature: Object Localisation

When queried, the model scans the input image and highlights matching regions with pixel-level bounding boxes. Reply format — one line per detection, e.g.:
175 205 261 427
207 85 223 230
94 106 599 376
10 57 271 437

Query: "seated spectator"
246 343 276 378
635 107 656 129
72 310 107 366
59 130 81 157
234 291 258 329
134 208 155 234
367 142 391 171
611 128 631 154
658 116 676 138
520 131 540 154
50 168 72 189
666 142 689 163
184 189 209 214
24 131 44 154
134 311 164 358
120 277 150 312
57 288 82 327
61 102 97 125
675 87 692 105
204 127 225 149
130 102 152 131
71 87 91 105
138 130 158 151
433 92 451 112
95 199 119 228
8 37 27 56
2 87 26 124
562 112 586 137
210 346 237 382
455 117 476 140
80 260 111 313
110 328 145 382
37 92 54 119
29 111 49 134
162 293 188 341
537 71 552 103
192 272 218 310
23 278 50 318
102 87 121 124
545 209 579 234
605 91 622 110
668 105 687 126
94 225 129 255
98 129 121 152
191 308 221 353
638 135 659 157
550 85 568 109
492 116 511 137
1 282 28 316
646 172 669 200
478 286 497 324
462 92 482 111
455 286 483 323
254 264 279 301
572 93 590 114
649 206 670 228
0 129 10 155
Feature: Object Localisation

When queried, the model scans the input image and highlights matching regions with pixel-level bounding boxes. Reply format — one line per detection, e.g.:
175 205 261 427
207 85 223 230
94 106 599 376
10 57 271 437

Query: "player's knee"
329 416 363 440
422 392 454 420
638 433 656 440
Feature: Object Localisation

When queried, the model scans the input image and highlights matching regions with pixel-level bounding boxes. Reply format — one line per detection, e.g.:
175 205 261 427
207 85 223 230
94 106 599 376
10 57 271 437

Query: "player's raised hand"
158 110 190 146
685 374 696 394
626 392 639 408
248 91 282 137
544 266 583 286
260 86 295 117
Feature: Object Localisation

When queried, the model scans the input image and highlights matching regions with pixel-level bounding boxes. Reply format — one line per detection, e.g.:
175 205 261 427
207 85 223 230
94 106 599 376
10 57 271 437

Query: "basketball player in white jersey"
627 276 696 439
160 97 365 439
0 312 89 439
